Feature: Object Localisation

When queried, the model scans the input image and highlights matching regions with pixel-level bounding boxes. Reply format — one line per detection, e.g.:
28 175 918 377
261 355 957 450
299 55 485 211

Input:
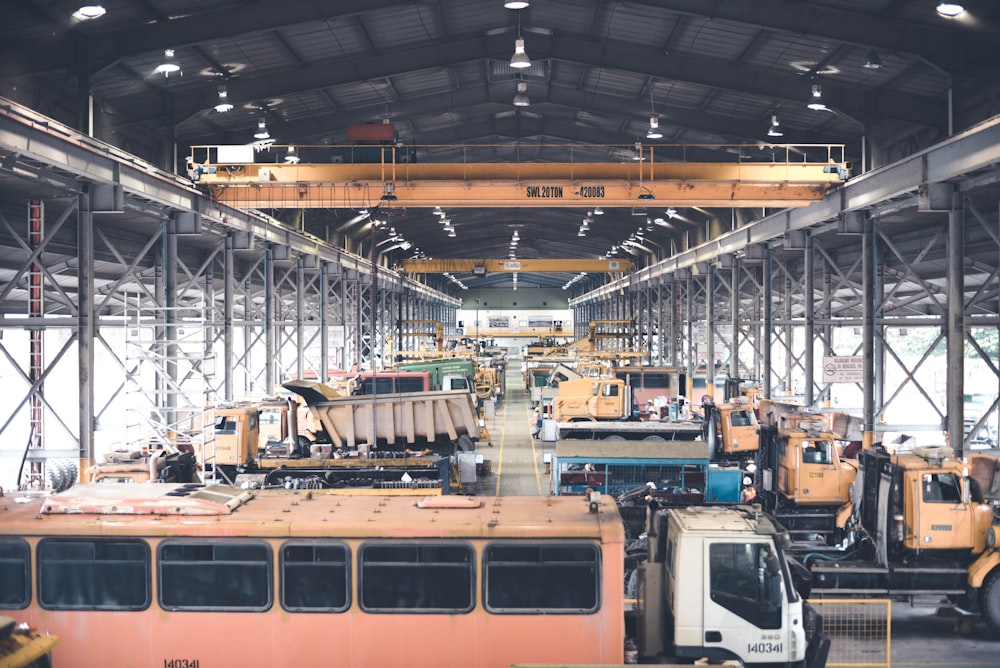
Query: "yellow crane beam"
399 258 633 274
191 150 847 209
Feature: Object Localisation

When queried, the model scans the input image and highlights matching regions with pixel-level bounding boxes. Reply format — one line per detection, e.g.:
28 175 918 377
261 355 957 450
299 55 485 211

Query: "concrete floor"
474 365 553 497
476 362 1000 667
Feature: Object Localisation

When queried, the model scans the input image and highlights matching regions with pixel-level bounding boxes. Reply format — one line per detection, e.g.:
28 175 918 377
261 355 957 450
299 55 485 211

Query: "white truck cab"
638 504 829 668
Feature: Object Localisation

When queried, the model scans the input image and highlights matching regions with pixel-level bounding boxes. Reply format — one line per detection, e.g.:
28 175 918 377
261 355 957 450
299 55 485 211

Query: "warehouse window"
38 538 150 610
281 542 350 612
484 543 600 613
359 543 473 612
0 539 30 609
159 541 271 611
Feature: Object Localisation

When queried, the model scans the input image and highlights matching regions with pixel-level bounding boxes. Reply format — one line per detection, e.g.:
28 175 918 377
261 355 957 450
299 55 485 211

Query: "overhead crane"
188 143 848 209
399 258 632 274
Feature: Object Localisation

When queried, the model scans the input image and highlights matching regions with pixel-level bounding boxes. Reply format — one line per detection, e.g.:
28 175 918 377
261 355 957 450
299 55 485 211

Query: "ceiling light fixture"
155 49 181 77
767 114 783 137
646 117 662 140
73 5 106 20
214 85 234 113
510 38 531 69
862 50 882 70
632 141 645 162
646 89 662 139
284 146 299 164
433 206 443 216
593 206 604 215
807 83 827 111
504 0 529 8
253 116 270 140
513 81 530 107
510 12 531 69
936 3 965 17
448 229 457 237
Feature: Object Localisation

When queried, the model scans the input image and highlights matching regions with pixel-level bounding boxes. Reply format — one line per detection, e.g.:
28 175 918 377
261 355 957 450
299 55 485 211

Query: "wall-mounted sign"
822 356 864 384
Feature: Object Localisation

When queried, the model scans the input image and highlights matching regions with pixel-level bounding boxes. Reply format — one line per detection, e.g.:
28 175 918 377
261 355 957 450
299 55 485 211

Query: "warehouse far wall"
457 288 573 345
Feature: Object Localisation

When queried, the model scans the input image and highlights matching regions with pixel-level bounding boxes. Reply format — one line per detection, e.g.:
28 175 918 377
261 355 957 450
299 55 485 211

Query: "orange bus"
0 485 624 668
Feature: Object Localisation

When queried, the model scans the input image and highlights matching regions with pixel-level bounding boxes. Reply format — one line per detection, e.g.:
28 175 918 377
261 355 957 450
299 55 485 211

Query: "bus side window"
281 541 351 612
359 543 474 613
484 543 599 613
38 538 150 610
159 541 272 611
0 538 30 608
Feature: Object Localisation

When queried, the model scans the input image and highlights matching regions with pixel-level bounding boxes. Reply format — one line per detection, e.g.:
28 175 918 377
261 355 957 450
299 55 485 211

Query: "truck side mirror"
765 553 781 576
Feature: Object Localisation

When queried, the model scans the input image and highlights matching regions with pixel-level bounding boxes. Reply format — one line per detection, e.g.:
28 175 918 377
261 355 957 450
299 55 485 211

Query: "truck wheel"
980 570 1000 636
456 434 475 452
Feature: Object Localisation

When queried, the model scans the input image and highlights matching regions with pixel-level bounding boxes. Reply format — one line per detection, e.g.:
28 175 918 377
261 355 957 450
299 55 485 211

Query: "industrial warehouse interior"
2 2 1000 667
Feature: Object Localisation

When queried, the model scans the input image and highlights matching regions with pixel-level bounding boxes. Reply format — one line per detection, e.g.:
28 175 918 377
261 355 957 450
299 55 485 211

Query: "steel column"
763 250 773 398
77 194 94 475
28 200 44 482
296 259 306 379
947 190 965 453
263 247 274 388
728 261 739 382
224 235 235 401
863 216 876 447
706 265 716 400
804 235 815 405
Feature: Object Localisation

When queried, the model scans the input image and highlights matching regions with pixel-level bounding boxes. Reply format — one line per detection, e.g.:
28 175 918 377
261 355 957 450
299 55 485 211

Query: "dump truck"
755 402 866 544
756 419 858 544
702 397 761 462
794 445 1000 638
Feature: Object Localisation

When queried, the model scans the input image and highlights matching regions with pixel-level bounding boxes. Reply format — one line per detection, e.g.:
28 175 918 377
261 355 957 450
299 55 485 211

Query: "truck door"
703 541 790 663
789 437 844 504
592 381 623 419
720 407 758 455
912 471 975 550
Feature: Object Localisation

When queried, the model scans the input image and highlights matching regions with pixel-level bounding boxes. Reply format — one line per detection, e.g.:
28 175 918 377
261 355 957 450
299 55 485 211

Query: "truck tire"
456 434 475 452
980 569 1000 636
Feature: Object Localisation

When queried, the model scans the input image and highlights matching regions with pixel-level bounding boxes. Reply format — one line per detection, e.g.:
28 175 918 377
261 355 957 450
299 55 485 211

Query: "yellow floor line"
525 392 542 494
493 391 509 497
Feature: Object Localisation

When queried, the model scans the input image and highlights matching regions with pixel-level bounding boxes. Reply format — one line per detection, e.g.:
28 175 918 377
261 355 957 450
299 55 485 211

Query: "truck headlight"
987 527 996 548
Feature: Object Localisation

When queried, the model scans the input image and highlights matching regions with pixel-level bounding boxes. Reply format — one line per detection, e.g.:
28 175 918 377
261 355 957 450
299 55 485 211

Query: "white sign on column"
822 356 864 384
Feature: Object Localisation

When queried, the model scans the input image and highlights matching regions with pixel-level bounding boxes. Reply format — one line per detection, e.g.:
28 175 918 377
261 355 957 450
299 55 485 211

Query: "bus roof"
0 485 625 543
